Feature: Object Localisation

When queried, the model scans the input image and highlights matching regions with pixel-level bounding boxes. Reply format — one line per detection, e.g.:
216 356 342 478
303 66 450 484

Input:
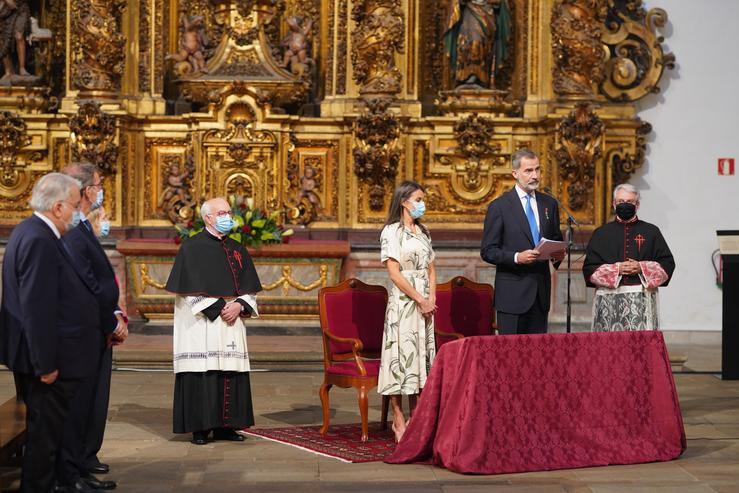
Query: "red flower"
282 236 290 244
187 220 193 228
239 203 246 210
242 225 252 234
174 236 182 245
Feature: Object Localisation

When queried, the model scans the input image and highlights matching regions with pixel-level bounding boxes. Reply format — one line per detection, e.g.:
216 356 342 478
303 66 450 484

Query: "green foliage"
176 198 294 248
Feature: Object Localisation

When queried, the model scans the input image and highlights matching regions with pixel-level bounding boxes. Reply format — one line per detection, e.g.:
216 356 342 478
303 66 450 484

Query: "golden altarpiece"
0 0 674 323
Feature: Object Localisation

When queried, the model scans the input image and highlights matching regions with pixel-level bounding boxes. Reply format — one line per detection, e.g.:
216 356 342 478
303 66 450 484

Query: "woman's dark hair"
384 180 429 236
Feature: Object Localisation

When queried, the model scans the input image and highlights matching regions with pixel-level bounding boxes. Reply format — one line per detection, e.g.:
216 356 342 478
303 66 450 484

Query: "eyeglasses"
208 210 233 218
614 199 638 205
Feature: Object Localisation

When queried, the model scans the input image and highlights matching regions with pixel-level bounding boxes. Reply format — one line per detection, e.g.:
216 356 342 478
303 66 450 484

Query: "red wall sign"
718 158 735 176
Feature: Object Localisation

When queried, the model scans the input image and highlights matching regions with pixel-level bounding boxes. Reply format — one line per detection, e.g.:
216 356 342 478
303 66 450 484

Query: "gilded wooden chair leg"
358 385 369 442
380 395 389 430
319 381 332 435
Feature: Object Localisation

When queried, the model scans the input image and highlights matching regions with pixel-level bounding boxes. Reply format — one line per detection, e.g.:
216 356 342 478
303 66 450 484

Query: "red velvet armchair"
318 278 390 442
434 276 496 349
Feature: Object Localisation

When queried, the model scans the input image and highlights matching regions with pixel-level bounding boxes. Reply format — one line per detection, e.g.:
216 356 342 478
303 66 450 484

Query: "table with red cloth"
386 331 686 474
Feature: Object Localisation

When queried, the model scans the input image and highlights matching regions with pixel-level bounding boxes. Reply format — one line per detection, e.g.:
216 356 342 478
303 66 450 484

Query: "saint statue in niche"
0 0 30 82
443 0 512 89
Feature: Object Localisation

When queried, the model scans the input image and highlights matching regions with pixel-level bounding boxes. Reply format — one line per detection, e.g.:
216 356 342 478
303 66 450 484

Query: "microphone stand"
565 215 574 334
543 188 578 334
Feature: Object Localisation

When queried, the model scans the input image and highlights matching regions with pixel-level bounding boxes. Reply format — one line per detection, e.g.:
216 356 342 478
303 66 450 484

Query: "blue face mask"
215 215 234 234
409 200 426 219
67 210 82 231
91 188 104 210
99 220 110 237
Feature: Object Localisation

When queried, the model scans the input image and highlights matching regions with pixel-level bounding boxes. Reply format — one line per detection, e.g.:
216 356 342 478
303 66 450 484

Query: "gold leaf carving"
555 103 604 211
0 111 32 189
551 0 607 97
69 102 119 175
352 98 401 211
350 0 404 95
601 1 676 101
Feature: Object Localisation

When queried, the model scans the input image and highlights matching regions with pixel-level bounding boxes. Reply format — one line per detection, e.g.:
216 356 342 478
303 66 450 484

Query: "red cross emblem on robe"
635 234 646 253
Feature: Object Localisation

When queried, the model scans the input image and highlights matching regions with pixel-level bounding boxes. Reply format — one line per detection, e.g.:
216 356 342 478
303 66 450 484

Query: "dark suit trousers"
83 346 112 467
496 281 550 335
497 306 548 335
57 345 109 484
14 372 79 493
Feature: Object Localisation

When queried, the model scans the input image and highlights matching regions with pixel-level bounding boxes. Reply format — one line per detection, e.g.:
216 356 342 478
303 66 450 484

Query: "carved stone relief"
551 0 606 97
70 0 127 94
601 1 675 101
555 103 604 212
0 111 32 189
353 98 401 211
350 0 405 95
610 119 651 185
69 101 119 175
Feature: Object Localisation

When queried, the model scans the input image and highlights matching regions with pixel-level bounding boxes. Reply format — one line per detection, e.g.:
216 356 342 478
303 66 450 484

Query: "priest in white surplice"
165 197 262 445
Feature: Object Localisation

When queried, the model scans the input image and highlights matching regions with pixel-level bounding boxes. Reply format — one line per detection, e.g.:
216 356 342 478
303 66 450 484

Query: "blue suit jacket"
0 215 102 378
480 187 564 314
63 221 120 335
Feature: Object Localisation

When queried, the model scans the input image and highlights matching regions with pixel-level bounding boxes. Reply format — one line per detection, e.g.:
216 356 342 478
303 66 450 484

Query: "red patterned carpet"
241 423 396 462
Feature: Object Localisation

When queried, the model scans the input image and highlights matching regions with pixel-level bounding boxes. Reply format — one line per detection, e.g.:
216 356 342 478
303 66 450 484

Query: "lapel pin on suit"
544 207 549 221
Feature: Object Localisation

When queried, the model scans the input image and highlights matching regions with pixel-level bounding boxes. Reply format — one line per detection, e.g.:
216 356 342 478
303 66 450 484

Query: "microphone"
542 187 578 226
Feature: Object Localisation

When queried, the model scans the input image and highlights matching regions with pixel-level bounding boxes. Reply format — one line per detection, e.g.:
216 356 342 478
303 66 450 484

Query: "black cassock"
166 230 262 434
583 218 675 286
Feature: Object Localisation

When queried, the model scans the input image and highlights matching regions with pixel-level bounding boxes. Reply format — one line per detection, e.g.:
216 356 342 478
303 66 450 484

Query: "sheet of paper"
534 238 567 260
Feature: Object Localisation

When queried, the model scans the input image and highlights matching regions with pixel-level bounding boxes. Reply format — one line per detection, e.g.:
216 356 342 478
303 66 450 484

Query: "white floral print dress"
377 223 436 395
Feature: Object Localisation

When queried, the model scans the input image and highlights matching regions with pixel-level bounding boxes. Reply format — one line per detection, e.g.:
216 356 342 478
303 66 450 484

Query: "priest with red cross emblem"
583 184 675 331
166 197 262 445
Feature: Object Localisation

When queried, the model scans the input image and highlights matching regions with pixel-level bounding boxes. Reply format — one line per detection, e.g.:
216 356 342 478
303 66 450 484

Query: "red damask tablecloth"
386 331 686 474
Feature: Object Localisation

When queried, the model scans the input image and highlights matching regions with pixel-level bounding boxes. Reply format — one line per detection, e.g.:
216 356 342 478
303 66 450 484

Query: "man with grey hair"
583 184 675 331
165 197 262 445
481 148 565 334
0 173 102 493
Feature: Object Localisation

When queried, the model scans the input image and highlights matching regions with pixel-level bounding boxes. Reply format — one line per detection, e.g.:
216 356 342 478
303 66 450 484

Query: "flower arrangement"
176 196 294 248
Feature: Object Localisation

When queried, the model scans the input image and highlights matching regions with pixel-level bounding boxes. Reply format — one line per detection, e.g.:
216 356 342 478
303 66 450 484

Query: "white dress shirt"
33 211 61 239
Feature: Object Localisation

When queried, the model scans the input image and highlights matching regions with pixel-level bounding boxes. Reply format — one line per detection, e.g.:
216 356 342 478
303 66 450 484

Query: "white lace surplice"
590 261 667 332
173 294 258 373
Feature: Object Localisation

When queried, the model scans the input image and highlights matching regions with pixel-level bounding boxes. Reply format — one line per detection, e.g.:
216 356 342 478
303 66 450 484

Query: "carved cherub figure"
297 163 321 213
165 14 209 75
159 161 189 208
280 15 312 76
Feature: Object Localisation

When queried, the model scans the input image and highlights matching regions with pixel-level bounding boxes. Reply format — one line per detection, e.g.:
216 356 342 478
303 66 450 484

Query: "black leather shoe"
191 430 209 445
80 473 117 490
55 479 101 493
87 462 110 474
213 428 245 441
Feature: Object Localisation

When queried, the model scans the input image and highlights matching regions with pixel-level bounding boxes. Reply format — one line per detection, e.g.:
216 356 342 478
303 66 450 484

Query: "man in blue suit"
0 173 102 493
481 149 565 334
58 162 127 491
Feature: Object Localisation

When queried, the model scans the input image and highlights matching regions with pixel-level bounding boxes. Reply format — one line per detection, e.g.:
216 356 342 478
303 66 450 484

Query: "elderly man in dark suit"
57 162 127 491
0 173 102 493
480 149 565 334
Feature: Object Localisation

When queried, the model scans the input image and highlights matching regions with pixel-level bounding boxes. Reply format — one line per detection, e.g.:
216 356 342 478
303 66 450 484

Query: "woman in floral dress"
378 181 437 442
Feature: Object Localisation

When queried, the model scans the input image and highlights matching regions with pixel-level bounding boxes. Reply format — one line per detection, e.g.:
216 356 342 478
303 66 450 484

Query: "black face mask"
615 202 636 221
